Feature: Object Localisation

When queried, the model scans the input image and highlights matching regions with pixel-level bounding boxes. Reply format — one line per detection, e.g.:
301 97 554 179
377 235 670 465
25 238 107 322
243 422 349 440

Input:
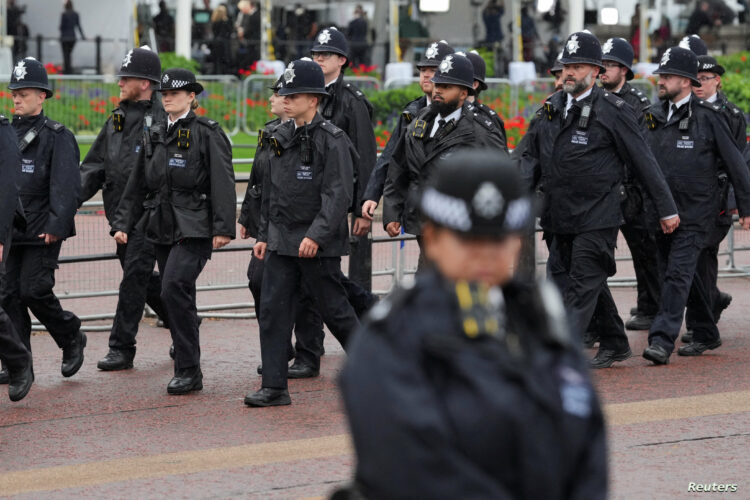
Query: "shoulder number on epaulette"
197 116 220 128
474 113 494 130
320 120 343 137
696 100 721 112
602 91 625 108
45 120 64 132
344 82 366 100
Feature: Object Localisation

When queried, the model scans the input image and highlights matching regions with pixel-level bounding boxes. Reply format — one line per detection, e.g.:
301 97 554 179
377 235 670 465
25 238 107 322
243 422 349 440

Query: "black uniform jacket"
467 100 508 150
320 74 377 217
709 92 746 223
340 270 607 500
12 111 80 245
0 116 22 245
521 84 677 234
383 102 508 235
113 112 236 245
644 95 750 232
238 118 282 238
79 94 166 225
257 113 355 258
615 82 651 126
362 95 427 204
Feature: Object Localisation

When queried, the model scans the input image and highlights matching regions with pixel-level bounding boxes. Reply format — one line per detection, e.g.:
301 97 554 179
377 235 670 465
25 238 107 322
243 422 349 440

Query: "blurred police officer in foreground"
113 68 236 394
464 49 508 148
311 27 377 296
335 150 607 500
361 40 455 221
0 57 86 382
79 46 169 371
521 32 679 370
245 58 359 407
681 55 745 344
384 53 507 266
0 114 34 401
598 37 660 333
642 47 750 364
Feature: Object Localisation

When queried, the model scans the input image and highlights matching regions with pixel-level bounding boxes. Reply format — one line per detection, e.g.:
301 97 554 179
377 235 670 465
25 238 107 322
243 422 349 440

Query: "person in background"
211 5 234 75
153 0 175 53
483 0 504 45
347 5 371 67
59 0 84 74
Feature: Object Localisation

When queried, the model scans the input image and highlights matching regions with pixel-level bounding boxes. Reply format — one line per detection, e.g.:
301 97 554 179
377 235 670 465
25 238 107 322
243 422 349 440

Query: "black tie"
433 119 449 140
670 104 679 120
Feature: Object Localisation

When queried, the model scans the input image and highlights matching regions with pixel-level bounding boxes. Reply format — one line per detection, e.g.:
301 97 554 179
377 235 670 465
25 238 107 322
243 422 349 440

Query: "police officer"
113 68 236 393
79 46 169 371
520 32 679 369
681 55 745 344
678 34 708 56
335 150 607 500
641 47 750 363
383 53 507 266
550 50 564 91
598 37 661 332
0 57 86 381
0 114 34 402
361 40 455 221
245 58 359 407
310 27 377 294
464 49 508 148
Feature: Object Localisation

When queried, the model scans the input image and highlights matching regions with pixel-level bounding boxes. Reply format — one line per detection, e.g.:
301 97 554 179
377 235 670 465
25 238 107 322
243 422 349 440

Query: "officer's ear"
337 55 348 70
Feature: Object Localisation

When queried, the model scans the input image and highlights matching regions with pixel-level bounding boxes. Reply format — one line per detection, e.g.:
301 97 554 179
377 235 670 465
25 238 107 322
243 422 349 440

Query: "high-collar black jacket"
112 111 236 246
79 93 167 225
521 84 677 234
257 113 356 257
340 270 607 500
12 111 80 245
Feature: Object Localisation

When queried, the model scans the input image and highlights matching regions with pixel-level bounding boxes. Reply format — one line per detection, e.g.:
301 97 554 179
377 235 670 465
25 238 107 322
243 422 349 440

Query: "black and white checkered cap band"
421 187 472 232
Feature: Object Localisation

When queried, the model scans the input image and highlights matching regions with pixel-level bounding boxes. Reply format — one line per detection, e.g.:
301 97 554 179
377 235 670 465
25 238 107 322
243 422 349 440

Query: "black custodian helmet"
278 58 328 96
116 46 162 85
678 35 708 56
421 149 533 238
417 40 455 68
465 50 488 91
311 27 349 60
601 37 635 80
653 47 701 87
159 68 204 94
560 31 605 70
8 57 52 98
431 53 476 94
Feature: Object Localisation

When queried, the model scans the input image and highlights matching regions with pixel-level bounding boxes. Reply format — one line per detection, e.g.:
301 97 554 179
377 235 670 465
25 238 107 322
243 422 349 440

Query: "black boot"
8 363 34 402
167 367 203 395
0 368 9 384
61 331 87 377
244 387 291 407
97 349 135 371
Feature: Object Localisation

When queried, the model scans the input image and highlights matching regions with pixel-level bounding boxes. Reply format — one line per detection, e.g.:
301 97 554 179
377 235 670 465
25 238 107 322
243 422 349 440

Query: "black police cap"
465 50 487 91
421 149 533 238
431 54 475 94
678 35 708 56
116 46 162 85
268 76 283 92
311 27 349 59
697 55 725 76
560 31 605 70
8 57 52 98
601 37 635 80
653 47 701 87
550 50 564 74
417 40 455 68
159 68 204 94
278 58 328 96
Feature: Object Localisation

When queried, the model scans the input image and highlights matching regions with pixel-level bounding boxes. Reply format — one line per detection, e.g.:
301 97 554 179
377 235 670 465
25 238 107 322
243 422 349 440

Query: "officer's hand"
730 209 739 216
114 231 128 245
239 225 249 239
213 235 231 249
362 200 378 221
740 217 750 230
385 222 401 238
254 241 267 260
38 233 60 245
299 237 319 258
352 217 371 236
660 215 680 234
0 243 3 263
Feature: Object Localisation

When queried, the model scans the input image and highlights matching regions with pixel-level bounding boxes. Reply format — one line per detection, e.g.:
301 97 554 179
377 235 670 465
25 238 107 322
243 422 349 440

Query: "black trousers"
109 220 166 352
154 238 211 372
620 222 661 316
649 230 714 352
349 223 372 292
546 229 628 352
685 223 730 337
258 251 359 389
247 253 323 366
0 242 81 352
0 239 31 371
61 40 76 74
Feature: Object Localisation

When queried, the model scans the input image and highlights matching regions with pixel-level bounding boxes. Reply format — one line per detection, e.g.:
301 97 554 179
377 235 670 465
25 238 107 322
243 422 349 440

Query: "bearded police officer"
681 55 746 344
245 58 360 407
0 115 34 401
383 53 507 266
79 46 169 371
521 32 679 370
361 40 455 221
464 49 508 148
641 47 750 364
0 57 86 381
336 150 607 500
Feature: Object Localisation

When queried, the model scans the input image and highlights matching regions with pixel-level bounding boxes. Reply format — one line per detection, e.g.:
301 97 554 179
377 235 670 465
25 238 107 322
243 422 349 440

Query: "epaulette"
474 112 495 130
44 119 65 132
601 91 626 108
480 103 498 117
366 280 417 326
695 99 721 112
343 82 367 100
197 116 220 128
724 100 742 115
319 120 344 137
629 86 650 105
0 114 8 125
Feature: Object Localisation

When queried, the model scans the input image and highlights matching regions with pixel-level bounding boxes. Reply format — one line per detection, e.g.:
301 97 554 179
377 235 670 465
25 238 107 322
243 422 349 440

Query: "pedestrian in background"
210 5 234 75
59 0 84 74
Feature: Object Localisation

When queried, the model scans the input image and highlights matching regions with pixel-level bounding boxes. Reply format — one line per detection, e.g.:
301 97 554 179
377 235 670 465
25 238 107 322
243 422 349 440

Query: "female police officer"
335 150 607 499
113 68 236 395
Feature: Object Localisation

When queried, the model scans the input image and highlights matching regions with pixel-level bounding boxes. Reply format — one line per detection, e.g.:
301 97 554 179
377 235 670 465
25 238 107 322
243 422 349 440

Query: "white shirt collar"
667 93 692 121
564 87 594 116
705 93 718 103
430 107 462 138
168 110 190 128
